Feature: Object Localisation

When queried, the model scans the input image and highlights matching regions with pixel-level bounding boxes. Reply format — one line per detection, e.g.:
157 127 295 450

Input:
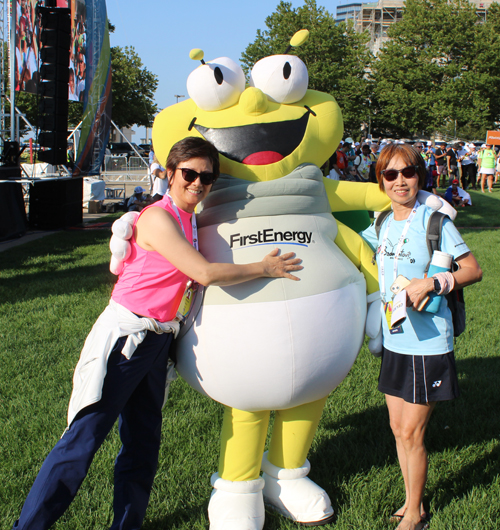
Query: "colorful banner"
14 0 39 93
73 0 112 176
14 0 86 101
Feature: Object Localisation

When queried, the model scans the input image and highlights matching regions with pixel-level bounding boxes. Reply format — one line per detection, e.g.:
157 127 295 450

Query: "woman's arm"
135 207 303 286
405 252 482 310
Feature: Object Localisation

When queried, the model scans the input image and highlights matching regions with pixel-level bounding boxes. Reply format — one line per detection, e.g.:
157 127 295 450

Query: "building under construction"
336 0 495 54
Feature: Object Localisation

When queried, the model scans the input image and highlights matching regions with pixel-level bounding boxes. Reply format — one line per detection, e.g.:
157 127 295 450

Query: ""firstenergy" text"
229 229 313 248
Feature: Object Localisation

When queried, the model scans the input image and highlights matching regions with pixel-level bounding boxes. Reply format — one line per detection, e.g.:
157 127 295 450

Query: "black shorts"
378 347 460 404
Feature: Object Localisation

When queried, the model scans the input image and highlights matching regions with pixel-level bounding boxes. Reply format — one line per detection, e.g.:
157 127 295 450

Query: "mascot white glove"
417 190 457 221
366 291 382 357
109 211 139 275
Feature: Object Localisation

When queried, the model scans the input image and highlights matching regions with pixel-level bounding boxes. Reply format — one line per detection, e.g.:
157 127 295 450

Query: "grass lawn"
1 193 499 530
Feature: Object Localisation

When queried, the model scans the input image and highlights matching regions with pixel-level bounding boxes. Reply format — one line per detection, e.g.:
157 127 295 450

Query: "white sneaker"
261 452 334 526
208 473 265 530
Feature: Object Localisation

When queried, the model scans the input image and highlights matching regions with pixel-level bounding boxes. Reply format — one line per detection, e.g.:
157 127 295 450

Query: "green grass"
1 202 499 529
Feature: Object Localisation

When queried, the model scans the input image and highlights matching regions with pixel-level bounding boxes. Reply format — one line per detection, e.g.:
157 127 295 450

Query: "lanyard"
378 200 420 302
166 192 198 251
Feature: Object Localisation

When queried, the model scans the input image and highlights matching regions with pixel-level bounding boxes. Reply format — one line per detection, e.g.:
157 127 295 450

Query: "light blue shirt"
361 205 469 355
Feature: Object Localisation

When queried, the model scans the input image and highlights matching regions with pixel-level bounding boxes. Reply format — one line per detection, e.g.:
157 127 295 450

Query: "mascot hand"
109 212 139 275
417 190 457 221
366 291 382 357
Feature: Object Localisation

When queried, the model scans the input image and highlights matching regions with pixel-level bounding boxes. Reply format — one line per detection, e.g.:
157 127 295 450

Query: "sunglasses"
381 165 418 181
177 167 216 186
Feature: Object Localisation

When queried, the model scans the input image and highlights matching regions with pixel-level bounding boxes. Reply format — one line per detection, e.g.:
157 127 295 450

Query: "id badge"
384 301 404 334
176 281 197 323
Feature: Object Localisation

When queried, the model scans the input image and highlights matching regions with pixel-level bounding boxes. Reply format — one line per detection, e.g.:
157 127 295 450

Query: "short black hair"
166 137 220 181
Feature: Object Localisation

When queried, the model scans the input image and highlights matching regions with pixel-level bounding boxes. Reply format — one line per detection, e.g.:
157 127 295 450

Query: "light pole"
174 94 185 104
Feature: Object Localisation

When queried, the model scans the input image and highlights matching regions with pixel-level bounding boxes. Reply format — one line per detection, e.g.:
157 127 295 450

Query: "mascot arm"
334 221 379 295
324 179 391 213
335 221 382 355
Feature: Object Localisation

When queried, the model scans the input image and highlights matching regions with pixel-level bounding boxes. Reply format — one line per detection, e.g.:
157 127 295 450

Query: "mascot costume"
110 31 454 530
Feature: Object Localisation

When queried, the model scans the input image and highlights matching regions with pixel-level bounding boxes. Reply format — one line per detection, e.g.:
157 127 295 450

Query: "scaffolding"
353 0 404 55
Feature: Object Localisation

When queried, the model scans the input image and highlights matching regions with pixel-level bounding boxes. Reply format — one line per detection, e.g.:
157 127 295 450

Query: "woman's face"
382 153 420 210
168 156 213 213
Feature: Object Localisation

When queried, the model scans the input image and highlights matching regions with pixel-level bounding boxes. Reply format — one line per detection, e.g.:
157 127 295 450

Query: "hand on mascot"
417 190 457 221
366 291 382 357
109 211 140 275
261 248 303 281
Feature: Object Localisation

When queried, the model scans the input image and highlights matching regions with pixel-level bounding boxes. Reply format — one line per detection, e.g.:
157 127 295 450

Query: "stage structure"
0 0 111 236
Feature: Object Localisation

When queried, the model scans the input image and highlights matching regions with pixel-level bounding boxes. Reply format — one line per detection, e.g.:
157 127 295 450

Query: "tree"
110 45 158 128
241 0 373 137
371 0 500 139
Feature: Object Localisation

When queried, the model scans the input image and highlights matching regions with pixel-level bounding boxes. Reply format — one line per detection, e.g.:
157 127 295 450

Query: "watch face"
434 278 441 293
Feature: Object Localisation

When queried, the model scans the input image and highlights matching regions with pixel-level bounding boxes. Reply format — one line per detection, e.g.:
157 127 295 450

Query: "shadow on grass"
302 356 500 515
0 230 115 303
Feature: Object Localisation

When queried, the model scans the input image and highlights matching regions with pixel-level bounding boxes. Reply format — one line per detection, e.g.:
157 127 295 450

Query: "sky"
105 0 344 142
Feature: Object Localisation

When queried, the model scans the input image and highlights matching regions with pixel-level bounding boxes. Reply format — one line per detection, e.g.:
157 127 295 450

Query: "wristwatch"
433 277 441 293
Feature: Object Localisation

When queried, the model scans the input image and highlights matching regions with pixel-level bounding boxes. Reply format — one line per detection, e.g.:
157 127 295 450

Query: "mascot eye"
250 55 308 104
187 57 245 111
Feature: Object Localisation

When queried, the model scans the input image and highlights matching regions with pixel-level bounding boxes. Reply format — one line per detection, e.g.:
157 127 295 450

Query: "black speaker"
0 182 27 241
29 177 83 229
37 7 71 166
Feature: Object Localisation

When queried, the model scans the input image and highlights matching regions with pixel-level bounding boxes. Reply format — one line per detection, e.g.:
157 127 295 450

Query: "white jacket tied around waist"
67 300 179 426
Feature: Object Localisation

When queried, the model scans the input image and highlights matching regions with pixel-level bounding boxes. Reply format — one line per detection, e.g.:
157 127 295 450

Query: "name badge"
176 281 197 323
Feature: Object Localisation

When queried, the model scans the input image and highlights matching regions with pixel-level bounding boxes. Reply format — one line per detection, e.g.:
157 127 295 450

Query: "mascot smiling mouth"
193 112 310 166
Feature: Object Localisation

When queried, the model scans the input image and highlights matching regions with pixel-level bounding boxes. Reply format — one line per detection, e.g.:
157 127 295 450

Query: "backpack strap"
425 211 446 257
374 209 392 240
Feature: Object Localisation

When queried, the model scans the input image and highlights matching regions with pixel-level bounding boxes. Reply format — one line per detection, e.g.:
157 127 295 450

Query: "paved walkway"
0 213 110 253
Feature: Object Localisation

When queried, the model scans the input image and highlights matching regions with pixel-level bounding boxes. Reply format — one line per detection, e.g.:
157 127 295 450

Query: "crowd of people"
326 137 500 199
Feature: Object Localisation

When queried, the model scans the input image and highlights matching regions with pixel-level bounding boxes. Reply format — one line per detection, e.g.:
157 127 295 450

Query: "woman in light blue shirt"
361 143 482 530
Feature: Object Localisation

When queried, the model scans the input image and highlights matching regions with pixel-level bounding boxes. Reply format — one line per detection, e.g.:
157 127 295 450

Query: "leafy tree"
372 0 500 139
110 45 158 128
241 0 373 137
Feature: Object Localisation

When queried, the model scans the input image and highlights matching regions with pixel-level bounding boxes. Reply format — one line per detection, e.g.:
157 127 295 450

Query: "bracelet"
432 272 455 295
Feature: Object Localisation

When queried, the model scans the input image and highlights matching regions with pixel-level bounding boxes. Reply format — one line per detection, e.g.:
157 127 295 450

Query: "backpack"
374 210 465 337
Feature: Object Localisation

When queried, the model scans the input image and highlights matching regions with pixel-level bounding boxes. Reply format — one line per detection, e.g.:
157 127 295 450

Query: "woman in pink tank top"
13 137 303 530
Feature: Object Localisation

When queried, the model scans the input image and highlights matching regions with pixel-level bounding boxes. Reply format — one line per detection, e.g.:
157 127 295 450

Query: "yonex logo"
432 380 442 388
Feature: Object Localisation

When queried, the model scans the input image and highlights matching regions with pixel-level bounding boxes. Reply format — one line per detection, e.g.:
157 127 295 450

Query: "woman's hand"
405 277 434 311
261 248 303 281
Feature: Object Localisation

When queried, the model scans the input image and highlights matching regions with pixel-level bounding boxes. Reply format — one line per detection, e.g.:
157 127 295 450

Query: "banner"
73 0 112 176
14 0 86 101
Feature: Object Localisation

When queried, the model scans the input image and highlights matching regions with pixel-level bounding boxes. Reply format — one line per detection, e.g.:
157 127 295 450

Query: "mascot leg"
208 406 270 530
262 396 335 525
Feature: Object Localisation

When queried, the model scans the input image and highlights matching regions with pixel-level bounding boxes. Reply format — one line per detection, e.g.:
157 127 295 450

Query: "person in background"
11 137 303 530
477 143 496 193
344 137 357 166
127 186 149 212
434 144 447 188
361 143 482 530
457 144 476 190
353 143 375 182
149 147 169 202
444 179 471 207
446 144 458 183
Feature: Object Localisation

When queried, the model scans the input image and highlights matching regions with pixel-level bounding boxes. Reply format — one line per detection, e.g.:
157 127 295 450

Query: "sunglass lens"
200 173 215 185
383 169 398 181
401 167 417 178
181 168 198 182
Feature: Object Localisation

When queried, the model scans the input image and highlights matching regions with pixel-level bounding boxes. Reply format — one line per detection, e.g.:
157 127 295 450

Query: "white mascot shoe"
261 452 334 526
208 473 265 530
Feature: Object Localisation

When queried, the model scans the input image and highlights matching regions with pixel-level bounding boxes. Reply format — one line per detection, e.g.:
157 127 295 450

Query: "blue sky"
105 0 344 141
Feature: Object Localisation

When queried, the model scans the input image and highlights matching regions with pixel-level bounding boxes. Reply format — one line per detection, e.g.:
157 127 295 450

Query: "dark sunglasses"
177 167 216 185
382 165 418 181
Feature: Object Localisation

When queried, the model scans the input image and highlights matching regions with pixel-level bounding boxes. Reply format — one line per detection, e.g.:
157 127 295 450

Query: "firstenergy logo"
229 229 313 249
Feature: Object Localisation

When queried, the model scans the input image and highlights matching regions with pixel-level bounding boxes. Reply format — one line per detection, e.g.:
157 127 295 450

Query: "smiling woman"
360 143 482 530
11 137 303 530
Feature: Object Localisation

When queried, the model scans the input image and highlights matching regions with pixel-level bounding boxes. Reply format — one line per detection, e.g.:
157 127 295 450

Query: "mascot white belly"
176 165 366 411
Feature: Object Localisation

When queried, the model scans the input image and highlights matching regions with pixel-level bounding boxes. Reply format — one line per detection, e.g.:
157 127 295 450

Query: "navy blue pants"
13 330 173 530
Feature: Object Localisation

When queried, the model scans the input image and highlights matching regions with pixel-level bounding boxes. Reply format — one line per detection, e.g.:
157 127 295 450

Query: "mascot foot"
261 452 334 526
208 473 265 530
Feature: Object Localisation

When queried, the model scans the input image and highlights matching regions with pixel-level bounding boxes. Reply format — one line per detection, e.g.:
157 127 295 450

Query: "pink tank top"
111 195 193 322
